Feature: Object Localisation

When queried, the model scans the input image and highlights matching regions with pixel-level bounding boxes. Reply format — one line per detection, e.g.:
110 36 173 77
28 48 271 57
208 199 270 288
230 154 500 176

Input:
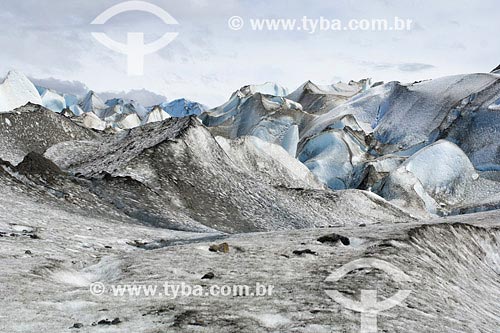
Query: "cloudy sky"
0 0 498 106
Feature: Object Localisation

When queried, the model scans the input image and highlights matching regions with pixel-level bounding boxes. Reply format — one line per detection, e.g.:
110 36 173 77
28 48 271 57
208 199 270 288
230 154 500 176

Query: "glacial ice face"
105 98 149 120
372 74 499 154
79 90 106 114
298 129 367 190
144 106 171 124
80 112 106 131
381 140 500 214
0 71 42 112
406 140 477 191
114 113 141 129
160 99 206 117
201 88 306 155
40 89 66 113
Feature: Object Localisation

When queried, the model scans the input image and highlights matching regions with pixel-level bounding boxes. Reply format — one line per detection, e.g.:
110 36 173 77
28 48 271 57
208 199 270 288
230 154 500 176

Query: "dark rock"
96 318 121 325
24 250 32 255
15 151 63 181
70 323 83 329
293 249 317 256
201 272 215 279
173 310 205 327
317 233 350 246
209 242 229 253
142 305 175 316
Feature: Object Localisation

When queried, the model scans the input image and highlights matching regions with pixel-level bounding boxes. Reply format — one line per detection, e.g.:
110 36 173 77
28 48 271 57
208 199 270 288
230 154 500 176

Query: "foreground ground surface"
0 182 498 333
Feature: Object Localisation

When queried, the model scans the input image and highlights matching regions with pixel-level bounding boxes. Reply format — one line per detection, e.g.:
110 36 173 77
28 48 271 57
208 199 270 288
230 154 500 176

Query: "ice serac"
144 105 171 124
39 88 66 113
298 114 371 190
287 79 370 114
0 103 96 164
368 74 500 156
298 74 500 188
201 85 308 155
381 140 500 215
79 90 106 115
113 113 141 129
105 98 149 121
0 71 42 112
77 112 107 131
247 82 288 96
159 98 207 117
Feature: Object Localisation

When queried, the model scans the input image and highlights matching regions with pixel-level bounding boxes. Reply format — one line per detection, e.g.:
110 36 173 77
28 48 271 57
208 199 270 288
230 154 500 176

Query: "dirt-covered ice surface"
0 188 498 333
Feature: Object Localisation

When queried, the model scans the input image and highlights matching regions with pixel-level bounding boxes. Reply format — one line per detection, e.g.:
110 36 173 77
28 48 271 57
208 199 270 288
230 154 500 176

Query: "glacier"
0 67 498 333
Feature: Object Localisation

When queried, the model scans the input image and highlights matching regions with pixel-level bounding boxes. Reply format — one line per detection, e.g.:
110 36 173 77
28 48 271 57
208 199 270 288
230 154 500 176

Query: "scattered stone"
94 318 121 325
317 233 350 246
24 250 32 255
293 249 317 256
209 242 229 253
142 305 176 316
201 272 215 279
70 323 83 329
359 223 366 227
126 240 149 248
104 245 112 249
173 310 206 327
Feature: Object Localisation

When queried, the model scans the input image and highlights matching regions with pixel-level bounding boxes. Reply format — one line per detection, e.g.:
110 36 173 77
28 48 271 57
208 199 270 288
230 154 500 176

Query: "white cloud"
0 0 498 106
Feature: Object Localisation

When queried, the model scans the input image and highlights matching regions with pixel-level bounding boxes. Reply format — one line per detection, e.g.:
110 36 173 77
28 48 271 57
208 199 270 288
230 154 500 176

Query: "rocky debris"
317 233 350 245
39 117 412 233
15 152 63 181
201 272 215 279
209 242 229 253
172 310 206 327
292 249 317 256
0 103 96 164
70 323 83 329
142 305 176 317
92 318 121 326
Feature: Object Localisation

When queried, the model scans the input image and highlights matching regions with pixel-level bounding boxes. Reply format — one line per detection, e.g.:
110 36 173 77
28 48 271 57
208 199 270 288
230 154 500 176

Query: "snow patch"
0 71 42 112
